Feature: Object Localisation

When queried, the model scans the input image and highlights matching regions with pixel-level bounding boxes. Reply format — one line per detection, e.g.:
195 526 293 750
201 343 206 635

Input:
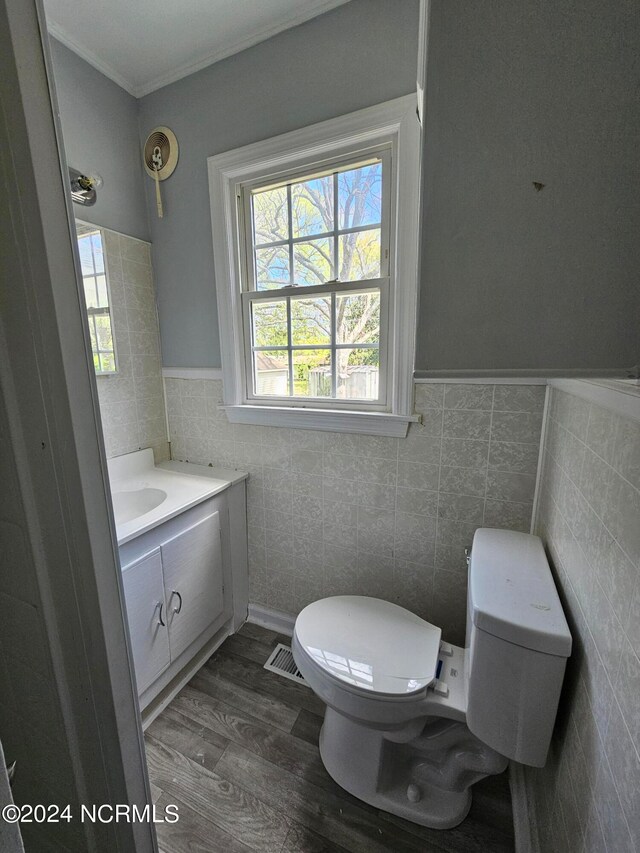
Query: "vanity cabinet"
118 486 246 711
161 511 224 660
121 549 170 695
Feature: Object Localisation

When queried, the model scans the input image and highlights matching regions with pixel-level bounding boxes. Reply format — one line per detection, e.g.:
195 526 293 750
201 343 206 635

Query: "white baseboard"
510 761 538 853
248 603 295 637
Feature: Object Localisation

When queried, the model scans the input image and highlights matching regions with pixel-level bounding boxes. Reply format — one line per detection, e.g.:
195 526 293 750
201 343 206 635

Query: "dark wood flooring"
145 623 515 853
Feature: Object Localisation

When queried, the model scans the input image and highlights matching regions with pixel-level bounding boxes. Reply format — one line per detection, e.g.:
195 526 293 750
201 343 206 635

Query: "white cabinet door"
121 549 171 694
161 511 224 661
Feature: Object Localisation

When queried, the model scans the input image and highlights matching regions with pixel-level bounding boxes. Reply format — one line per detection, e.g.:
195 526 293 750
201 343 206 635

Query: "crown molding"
48 0 351 99
47 23 137 96
133 0 352 97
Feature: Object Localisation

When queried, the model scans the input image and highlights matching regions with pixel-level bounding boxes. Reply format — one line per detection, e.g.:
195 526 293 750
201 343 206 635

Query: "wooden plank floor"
145 623 515 853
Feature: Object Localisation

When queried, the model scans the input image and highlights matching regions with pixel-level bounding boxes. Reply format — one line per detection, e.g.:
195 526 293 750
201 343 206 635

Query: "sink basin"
112 487 167 525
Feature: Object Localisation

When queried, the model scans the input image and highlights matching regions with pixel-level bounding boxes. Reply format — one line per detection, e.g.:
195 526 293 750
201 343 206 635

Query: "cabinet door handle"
172 590 183 614
157 602 165 627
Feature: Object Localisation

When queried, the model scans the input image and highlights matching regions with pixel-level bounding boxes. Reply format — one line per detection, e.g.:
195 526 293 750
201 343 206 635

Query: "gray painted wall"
137 0 420 368
50 0 639 374
417 0 639 374
50 38 150 241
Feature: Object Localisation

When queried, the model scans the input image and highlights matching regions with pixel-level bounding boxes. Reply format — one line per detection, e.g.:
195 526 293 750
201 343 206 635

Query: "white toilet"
292 528 572 829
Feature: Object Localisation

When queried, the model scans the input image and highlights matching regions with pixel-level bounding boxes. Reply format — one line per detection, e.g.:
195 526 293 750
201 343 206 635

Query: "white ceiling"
44 0 351 98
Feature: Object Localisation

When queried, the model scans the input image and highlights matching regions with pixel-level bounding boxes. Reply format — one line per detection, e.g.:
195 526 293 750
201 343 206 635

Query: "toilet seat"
294 596 441 696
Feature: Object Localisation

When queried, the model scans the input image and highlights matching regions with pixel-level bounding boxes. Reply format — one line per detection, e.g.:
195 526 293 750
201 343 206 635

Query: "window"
77 226 117 374
209 96 420 437
242 153 389 406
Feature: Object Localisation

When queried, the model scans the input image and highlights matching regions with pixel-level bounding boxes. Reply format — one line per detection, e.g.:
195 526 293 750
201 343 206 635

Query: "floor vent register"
264 643 308 687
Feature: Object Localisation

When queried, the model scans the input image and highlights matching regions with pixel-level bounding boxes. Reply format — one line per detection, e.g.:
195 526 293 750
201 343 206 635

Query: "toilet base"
319 706 506 829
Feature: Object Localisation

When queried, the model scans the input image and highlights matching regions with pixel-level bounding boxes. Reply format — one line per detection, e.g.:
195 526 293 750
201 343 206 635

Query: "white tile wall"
96 229 169 463
528 387 640 853
165 379 545 643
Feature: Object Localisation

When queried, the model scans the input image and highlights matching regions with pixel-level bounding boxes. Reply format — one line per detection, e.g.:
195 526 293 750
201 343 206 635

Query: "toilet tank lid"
469 529 572 657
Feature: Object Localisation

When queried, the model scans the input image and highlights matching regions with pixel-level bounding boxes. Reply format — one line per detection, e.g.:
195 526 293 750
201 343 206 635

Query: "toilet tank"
465 528 572 767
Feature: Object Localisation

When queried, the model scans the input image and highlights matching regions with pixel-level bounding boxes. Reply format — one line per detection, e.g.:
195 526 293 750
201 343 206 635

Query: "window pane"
253 186 288 245
293 349 331 397
78 236 94 276
254 350 289 396
338 162 382 230
96 274 109 308
338 228 381 281
256 246 290 289
336 348 379 400
291 175 333 238
100 352 116 372
83 276 99 309
88 315 98 351
293 238 333 286
291 296 331 346
91 233 105 272
252 300 287 347
95 315 114 351
336 290 380 345
244 155 389 405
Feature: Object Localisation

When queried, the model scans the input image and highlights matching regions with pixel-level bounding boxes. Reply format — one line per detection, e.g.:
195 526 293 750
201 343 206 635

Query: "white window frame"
208 95 421 437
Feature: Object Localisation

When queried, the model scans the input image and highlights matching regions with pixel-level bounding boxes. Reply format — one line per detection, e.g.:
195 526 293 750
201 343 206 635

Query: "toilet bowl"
292 528 572 829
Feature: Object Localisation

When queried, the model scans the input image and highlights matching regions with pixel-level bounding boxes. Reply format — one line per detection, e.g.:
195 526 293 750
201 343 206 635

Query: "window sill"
221 405 418 437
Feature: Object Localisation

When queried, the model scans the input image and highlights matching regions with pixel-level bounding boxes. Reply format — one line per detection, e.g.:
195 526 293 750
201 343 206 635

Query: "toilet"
292 528 572 829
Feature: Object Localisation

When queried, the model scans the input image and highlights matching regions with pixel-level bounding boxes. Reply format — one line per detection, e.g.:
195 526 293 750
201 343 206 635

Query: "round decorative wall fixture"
143 126 179 181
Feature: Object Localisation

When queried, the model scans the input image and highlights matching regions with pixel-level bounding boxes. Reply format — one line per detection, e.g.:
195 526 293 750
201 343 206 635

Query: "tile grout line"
434 394 445 583
481 385 496 526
